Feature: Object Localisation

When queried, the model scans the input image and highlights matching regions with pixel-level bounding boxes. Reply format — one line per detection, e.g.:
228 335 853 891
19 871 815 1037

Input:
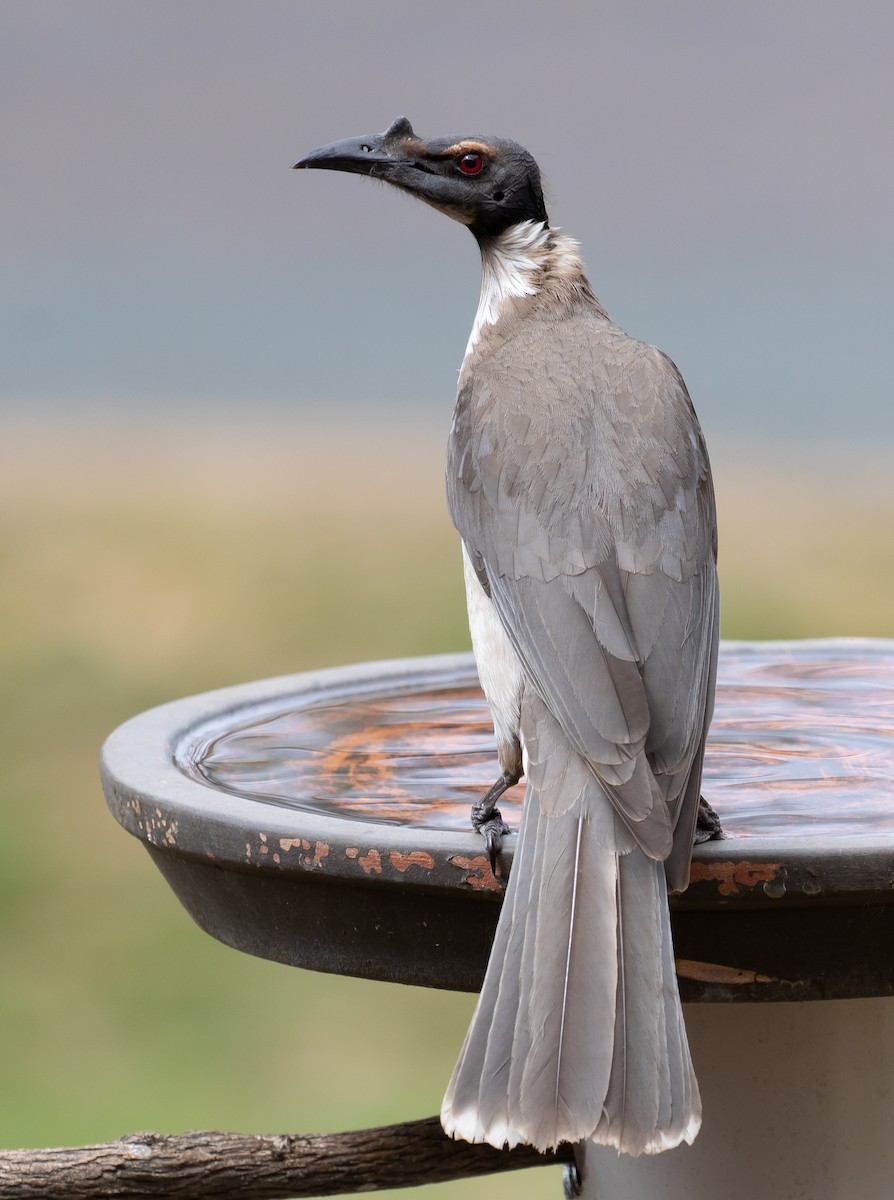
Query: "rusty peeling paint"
277 840 331 868
345 847 358 859
356 848 382 875
389 849 435 873
689 860 782 896
449 854 503 893
675 958 777 985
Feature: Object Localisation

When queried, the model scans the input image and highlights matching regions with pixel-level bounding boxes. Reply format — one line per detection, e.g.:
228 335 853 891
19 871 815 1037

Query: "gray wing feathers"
448 330 712 589
662 586 719 892
491 574 650 756
447 318 718 864
523 686 660 853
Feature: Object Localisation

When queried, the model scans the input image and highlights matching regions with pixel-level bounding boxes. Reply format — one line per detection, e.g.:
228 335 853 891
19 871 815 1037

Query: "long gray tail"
441 783 700 1155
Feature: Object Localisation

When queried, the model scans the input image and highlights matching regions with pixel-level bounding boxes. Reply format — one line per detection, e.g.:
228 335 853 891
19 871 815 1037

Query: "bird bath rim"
103 653 514 896
102 641 894 899
101 641 894 999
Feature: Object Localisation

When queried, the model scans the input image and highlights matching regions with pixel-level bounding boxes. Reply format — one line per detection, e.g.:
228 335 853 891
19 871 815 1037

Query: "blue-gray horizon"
3 0 892 445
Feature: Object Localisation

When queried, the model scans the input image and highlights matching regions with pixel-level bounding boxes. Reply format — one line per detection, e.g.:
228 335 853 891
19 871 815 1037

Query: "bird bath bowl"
101 639 894 1002
102 639 894 1199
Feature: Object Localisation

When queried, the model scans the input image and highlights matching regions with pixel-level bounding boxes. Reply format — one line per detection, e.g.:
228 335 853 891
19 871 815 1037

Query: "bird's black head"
295 116 548 242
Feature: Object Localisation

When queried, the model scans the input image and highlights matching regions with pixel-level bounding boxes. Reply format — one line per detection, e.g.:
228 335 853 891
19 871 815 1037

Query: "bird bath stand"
101 639 894 1200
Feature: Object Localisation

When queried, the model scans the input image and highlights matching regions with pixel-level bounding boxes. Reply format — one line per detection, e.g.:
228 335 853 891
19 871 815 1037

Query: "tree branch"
0 1116 574 1199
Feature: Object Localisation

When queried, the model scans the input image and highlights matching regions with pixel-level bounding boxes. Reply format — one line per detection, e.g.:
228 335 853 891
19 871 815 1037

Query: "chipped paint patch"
358 848 381 874
689 860 782 897
264 837 331 870
389 849 435 873
449 853 502 892
345 847 382 875
128 804 184 850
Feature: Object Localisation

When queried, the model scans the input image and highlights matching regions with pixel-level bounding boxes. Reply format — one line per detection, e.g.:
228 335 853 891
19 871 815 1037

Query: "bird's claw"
694 795 724 844
470 769 518 875
473 809 511 875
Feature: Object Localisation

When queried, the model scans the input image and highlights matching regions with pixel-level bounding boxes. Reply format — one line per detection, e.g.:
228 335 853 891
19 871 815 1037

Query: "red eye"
458 152 485 175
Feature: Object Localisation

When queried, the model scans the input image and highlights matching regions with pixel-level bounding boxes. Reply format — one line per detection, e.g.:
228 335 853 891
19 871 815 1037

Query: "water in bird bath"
183 640 894 841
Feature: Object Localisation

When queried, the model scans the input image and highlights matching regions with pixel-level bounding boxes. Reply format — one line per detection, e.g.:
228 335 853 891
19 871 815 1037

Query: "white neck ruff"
464 221 585 359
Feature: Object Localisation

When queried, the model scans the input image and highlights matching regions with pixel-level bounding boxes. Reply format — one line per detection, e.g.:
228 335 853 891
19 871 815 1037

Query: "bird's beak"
294 132 406 177
293 117 474 227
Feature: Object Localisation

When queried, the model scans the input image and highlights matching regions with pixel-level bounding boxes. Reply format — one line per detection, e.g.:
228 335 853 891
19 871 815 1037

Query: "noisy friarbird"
296 117 720 1157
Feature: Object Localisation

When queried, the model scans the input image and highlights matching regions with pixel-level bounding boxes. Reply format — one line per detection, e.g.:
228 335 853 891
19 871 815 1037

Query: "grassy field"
1 415 891 1198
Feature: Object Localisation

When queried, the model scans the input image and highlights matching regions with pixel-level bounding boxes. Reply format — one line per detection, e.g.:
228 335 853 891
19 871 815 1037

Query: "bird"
296 116 720 1158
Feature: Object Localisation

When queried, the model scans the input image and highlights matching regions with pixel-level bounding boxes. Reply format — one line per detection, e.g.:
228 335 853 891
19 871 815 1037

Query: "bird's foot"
472 809 512 875
694 795 724 843
471 770 518 874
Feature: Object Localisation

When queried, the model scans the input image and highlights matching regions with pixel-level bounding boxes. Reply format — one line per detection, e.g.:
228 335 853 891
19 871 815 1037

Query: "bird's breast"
461 544 524 751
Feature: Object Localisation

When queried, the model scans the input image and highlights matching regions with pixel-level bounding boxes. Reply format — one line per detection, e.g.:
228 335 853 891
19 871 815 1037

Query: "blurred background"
2 2 892 1197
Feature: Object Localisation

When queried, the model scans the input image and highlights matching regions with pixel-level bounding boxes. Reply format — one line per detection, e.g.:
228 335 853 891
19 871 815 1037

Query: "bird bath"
102 639 894 1199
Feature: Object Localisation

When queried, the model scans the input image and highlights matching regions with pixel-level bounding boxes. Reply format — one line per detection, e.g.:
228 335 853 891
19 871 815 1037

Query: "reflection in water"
189 641 894 839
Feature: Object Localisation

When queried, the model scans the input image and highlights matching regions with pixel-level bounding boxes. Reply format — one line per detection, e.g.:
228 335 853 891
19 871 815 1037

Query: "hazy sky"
3 0 892 444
